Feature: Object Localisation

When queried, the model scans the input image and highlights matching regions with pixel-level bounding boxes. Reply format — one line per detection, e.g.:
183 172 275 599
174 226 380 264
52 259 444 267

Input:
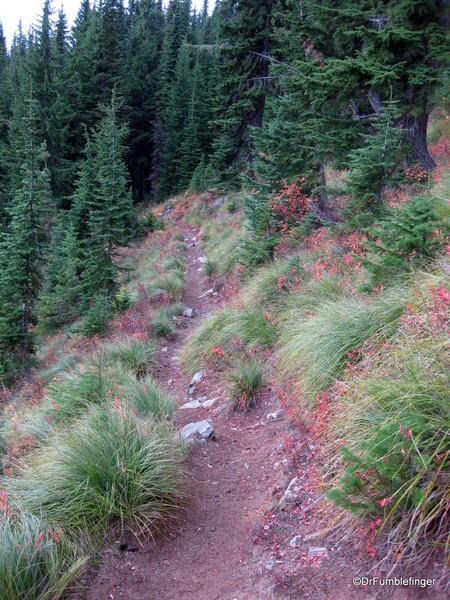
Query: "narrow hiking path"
87 220 438 600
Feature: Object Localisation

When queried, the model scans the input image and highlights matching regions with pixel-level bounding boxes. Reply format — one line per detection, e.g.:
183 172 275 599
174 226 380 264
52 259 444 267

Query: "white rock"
198 288 214 299
183 308 196 318
267 410 283 421
202 397 219 408
161 347 168 353
289 535 302 548
279 477 301 506
197 256 207 263
180 419 214 439
265 559 275 572
308 547 328 558
190 371 204 386
197 267 203 272
180 400 203 410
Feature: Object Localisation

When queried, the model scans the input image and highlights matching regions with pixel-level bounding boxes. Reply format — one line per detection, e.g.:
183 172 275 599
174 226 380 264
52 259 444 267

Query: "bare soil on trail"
87 222 444 600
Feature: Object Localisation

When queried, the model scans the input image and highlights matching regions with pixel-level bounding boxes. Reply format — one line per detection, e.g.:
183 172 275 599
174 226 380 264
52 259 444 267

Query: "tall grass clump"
327 273 450 575
0 501 88 600
182 306 276 373
5 405 187 538
279 291 405 399
44 355 117 424
104 336 157 376
226 357 264 409
151 308 174 338
122 375 175 419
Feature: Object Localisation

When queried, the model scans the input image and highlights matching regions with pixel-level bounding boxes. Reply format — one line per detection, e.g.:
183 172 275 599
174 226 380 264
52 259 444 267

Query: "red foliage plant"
270 179 311 233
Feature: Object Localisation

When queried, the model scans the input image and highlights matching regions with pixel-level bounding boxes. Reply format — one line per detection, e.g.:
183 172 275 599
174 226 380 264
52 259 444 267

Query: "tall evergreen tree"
77 92 135 309
301 0 450 170
212 0 280 173
122 0 165 202
0 23 11 227
0 95 49 378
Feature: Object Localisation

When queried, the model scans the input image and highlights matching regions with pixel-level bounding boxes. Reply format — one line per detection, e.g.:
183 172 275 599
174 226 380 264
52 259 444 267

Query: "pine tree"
0 95 49 378
344 98 406 228
122 0 165 202
0 24 11 227
158 42 193 195
39 220 81 325
301 0 450 170
78 92 135 310
212 0 280 174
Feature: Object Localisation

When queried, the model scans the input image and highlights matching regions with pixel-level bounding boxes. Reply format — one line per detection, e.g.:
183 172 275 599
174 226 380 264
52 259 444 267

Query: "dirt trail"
87 222 440 600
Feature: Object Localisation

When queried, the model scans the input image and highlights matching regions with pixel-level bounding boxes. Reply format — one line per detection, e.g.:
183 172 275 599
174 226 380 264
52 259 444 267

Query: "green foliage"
0 96 49 378
0 508 88 600
279 292 405 399
344 99 406 228
189 157 219 193
327 286 450 566
81 295 111 337
151 308 175 338
226 198 237 213
143 211 164 232
122 375 176 420
364 196 448 283
226 357 264 409
104 336 157 376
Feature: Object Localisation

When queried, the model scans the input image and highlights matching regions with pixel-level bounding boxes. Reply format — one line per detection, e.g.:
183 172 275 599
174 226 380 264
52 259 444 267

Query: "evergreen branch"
246 51 304 76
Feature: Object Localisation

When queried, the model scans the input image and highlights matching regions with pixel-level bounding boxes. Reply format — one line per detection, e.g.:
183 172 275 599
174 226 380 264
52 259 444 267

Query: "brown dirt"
86 221 445 600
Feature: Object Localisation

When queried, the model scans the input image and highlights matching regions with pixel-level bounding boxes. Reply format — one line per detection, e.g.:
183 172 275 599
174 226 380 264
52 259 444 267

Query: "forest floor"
86 218 443 600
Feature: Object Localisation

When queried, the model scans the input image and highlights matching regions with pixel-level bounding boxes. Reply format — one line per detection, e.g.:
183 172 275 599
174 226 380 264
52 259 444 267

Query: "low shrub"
81 295 111 337
328 288 450 572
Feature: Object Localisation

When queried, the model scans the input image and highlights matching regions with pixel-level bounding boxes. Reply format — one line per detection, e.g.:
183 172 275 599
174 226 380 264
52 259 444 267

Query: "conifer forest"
1 0 450 597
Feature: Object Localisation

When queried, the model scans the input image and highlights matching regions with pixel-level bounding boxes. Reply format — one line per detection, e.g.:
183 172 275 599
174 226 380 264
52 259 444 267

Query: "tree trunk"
405 110 436 170
318 162 328 214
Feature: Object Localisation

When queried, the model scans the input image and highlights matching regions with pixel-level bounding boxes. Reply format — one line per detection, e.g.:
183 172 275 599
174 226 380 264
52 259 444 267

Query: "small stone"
198 288 214 299
211 526 216 532
180 419 215 440
202 397 218 408
197 267 203 272
265 559 275 572
267 410 283 421
190 371 204 386
244 462 250 469
214 403 229 415
180 400 203 410
289 535 302 548
197 256 207 263
167 379 173 385
161 347 168 353
308 547 328 558
183 308 196 318
279 477 301 506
